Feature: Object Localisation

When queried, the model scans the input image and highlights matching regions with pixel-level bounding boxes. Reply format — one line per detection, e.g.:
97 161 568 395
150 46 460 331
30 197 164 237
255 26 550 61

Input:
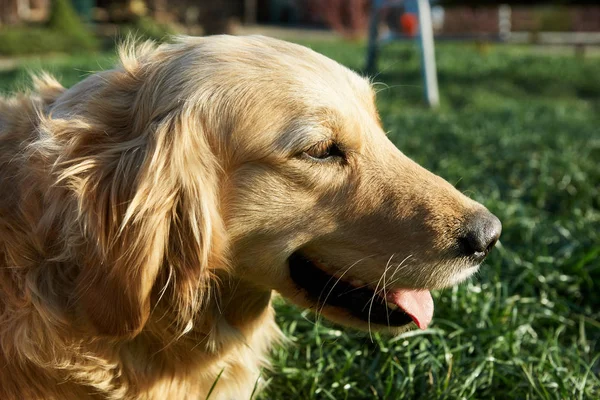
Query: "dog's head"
41 35 499 338
209 36 501 333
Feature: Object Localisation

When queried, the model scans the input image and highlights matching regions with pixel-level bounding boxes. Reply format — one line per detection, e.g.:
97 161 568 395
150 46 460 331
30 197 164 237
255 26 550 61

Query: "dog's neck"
201 275 274 344
143 274 276 354
124 277 279 397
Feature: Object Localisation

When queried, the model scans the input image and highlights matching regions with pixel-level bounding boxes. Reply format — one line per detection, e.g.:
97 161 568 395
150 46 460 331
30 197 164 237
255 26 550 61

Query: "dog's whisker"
367 59 401 84
339 257 410 297
314 255 375 325
386 255 414 286
374 84 423 95
381 254 396 329
366 257 391 342
375 255 414 299
316 256 370 307
381 260 417 291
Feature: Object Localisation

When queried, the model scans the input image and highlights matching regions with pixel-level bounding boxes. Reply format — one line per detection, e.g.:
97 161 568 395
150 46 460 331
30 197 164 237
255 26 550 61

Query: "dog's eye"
303 140 344 161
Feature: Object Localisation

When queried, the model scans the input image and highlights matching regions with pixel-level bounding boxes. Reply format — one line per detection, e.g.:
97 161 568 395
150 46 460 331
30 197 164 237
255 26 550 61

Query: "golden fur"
0 35 494 399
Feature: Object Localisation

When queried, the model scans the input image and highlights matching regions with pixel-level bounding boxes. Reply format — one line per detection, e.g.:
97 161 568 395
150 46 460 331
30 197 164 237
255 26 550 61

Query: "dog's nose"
459 210 502 259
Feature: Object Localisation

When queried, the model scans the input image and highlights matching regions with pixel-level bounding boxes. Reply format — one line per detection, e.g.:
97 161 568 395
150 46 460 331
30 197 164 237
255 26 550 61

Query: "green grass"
1 40 598 399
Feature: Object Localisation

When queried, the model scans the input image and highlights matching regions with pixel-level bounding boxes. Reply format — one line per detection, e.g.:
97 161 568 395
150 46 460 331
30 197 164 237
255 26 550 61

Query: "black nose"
459 210 502 259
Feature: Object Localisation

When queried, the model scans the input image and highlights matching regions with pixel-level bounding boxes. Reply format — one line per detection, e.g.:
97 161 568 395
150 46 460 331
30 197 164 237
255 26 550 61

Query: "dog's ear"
44 47 226 338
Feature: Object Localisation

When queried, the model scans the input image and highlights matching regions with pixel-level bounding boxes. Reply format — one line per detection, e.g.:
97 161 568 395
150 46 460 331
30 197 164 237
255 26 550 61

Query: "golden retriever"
0 35 501 399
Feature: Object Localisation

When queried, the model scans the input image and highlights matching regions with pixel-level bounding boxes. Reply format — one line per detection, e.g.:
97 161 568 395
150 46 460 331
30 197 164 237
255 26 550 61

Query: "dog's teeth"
387 303 398 310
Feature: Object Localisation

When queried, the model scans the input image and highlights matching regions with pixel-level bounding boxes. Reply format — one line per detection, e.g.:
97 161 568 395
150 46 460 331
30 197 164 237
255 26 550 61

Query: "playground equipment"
366 0 440 107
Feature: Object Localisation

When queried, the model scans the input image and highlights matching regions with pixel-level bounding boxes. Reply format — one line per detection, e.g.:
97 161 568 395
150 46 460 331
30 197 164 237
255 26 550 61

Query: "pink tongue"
387 289 434 330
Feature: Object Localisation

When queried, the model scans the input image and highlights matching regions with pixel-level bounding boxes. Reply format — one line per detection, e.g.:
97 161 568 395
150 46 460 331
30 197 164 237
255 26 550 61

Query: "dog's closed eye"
302 140 345 162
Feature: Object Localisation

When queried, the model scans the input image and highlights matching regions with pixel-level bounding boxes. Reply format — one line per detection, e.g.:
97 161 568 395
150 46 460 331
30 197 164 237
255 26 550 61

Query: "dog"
0 35 501 399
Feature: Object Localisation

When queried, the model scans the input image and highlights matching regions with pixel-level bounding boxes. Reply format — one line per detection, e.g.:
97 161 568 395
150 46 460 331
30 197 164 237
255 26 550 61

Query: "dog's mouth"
288 252 434 329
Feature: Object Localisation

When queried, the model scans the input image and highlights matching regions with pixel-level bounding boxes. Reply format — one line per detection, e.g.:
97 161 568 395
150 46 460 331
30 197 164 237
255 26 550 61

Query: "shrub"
535 7 573 32
47 0 98 50
0 0 97 56
1 28 73 56
119 16 175 42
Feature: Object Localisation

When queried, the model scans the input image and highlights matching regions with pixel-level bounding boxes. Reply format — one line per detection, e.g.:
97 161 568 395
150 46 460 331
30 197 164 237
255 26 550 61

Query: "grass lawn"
1 39 598 399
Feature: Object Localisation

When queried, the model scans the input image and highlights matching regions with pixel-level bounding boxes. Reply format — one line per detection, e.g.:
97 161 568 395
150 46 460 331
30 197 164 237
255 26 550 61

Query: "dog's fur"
0 35 492 399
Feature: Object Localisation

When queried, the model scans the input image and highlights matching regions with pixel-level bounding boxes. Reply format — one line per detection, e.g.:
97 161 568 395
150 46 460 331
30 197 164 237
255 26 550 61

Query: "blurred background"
1 0 600 54
1 1 599 399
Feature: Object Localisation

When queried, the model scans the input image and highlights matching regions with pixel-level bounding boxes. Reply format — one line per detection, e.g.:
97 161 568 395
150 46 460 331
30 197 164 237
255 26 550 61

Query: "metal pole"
244 0 257 25
498 4 512 41
416 0 440 107
365 0 383 75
